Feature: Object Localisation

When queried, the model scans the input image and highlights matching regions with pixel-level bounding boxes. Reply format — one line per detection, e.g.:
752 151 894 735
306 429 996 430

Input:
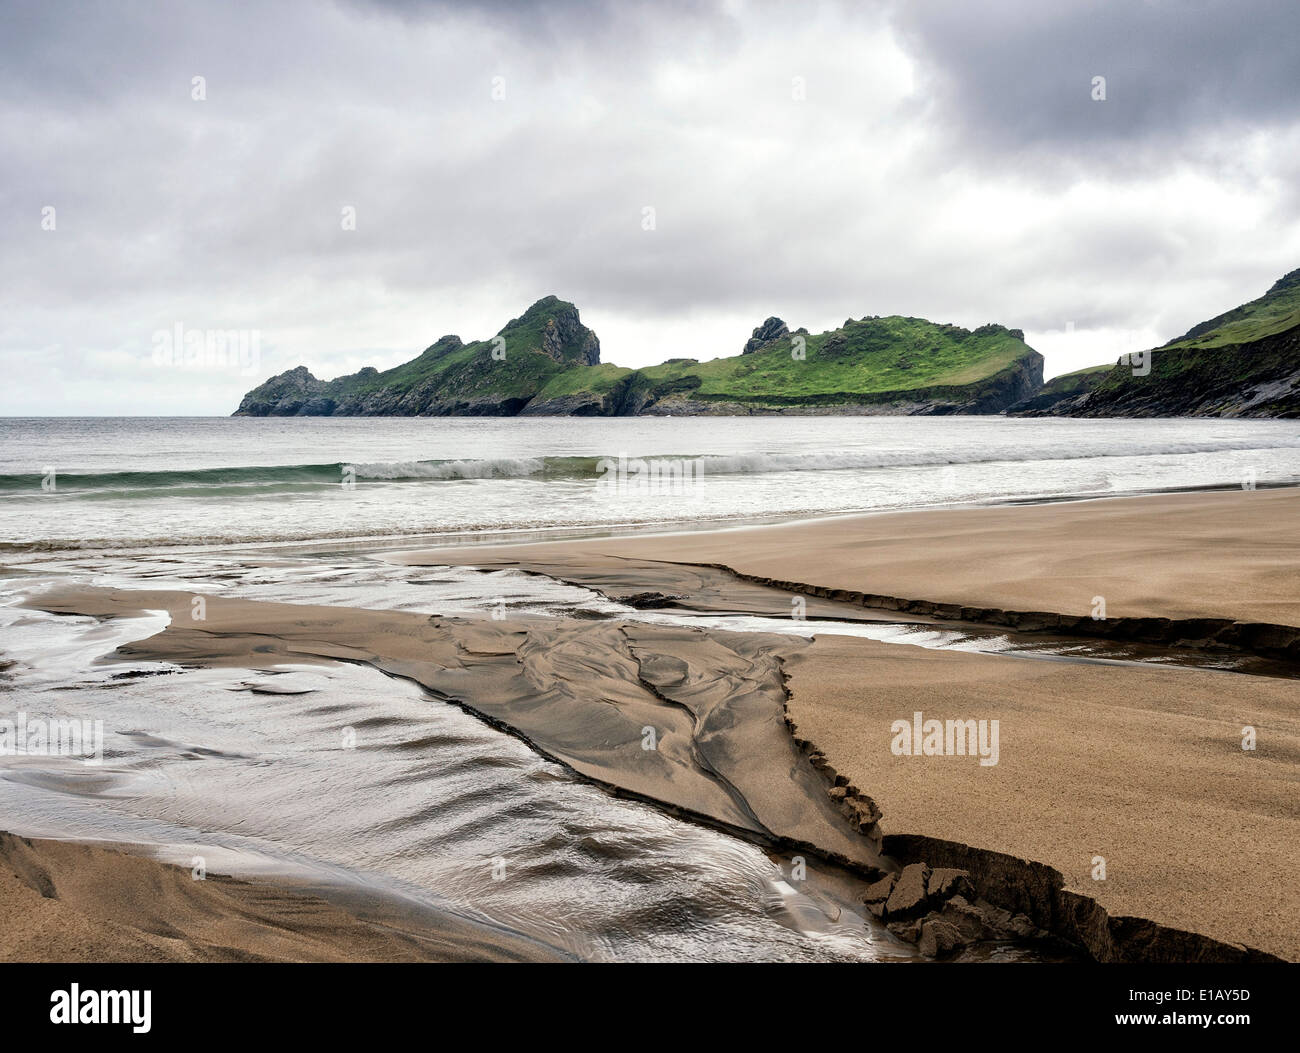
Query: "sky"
3 0 1300 415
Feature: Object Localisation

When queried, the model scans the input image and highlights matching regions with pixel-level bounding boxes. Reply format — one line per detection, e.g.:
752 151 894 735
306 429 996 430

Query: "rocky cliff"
234 297 600 417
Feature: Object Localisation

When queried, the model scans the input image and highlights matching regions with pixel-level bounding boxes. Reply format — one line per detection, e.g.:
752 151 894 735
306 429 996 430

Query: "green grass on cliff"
325 297 593 402
1161 269 1300 351
240 298 1039 413
356 314 1032 407
617 317 1030 404
536 363 633 400
338 340 557 400
1037 270 1300 415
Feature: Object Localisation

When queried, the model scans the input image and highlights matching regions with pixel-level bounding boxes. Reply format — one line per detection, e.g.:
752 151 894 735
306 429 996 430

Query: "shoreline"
402 486 1298 624
9 485 1299 962
5 478 1295 563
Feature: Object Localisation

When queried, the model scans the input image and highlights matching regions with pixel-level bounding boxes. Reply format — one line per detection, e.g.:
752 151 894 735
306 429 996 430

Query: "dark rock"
1006 367 1111 415
537 299 601 365
885 835 1064 931
1007 913 1038 938
861 873 896 906
863 863 894 915
233 365 329 417
840 794 882 831
742 316 790 354
1054 889 1115 960
521 392 617 416
883 833 1285 963
938 896 987 942
1109 916 1285 964
618 592 683 609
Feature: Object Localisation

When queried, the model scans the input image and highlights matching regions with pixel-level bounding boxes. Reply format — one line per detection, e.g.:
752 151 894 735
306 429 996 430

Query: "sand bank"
781 637 1299 961
0 831 563 962
401 487 1300 627
25 587 885 873
391 486 1300 960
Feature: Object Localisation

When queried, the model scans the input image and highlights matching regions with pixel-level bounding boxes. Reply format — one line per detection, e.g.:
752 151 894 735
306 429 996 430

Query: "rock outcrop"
233 365 331 417
742 316 790 354
540 306 600 365
1006 364 1110 415
1048 325 1300 417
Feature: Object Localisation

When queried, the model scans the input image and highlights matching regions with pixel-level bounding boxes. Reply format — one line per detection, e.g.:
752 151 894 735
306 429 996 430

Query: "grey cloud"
890 0 1300 158
1 0 1298 412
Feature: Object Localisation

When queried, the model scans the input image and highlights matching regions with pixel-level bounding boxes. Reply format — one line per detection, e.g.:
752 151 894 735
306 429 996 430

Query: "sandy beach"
392 487 1300 959
0 831 563 962
10 486 1299 962
402 486 1300 627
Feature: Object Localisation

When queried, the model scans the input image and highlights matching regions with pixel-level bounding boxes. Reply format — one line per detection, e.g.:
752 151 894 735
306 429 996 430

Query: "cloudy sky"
3 0 1299 414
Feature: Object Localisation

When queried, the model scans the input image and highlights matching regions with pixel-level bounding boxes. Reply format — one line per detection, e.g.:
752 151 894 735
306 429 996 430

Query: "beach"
403 485 1298 626
0 831 562 962
390 486 1300 959
6 484 1297 961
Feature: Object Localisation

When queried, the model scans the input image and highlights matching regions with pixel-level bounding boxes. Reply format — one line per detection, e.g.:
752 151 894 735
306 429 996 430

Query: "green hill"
234 296 601 417
234 297 1043 417
1162 268 1300 352
1036 268 1300 418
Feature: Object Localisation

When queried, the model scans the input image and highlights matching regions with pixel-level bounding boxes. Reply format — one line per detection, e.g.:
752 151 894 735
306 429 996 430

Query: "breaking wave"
3 433 1295 497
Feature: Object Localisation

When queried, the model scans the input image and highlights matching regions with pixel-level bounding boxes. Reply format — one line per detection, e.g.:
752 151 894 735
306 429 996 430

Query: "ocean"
2 415 1297 552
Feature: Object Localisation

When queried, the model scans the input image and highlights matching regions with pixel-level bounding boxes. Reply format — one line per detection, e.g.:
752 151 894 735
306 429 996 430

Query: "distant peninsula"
233 296 1043 417
235 269 1300 418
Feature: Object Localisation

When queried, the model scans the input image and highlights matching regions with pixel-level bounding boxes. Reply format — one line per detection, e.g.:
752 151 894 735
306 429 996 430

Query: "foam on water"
1 415 1295 551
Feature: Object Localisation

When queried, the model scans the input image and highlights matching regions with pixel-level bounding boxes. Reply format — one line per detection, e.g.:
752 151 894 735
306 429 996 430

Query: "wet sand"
24 587 885 873
0 830 563 962
392 487 1300 960
401 486 1300 626
15 487 1300 961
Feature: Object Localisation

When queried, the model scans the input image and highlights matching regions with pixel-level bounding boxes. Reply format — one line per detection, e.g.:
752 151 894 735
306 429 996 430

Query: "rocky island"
233 295 1044 417
235 269 1300 419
